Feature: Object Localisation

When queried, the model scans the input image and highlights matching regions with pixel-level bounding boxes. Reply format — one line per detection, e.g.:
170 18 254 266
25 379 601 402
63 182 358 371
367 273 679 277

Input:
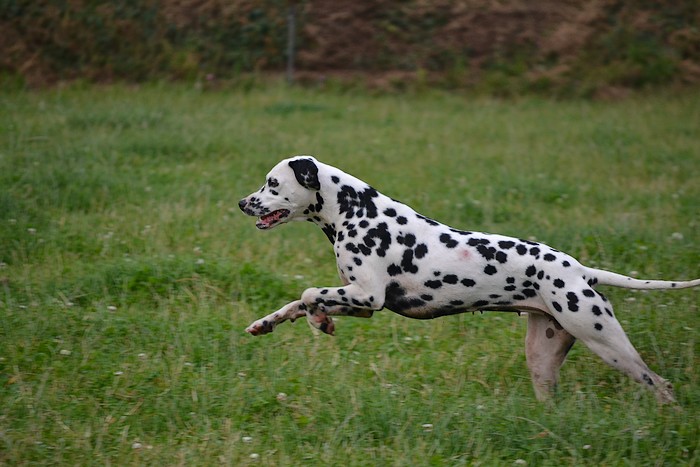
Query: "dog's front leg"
245 300 307 336
300 284 383 335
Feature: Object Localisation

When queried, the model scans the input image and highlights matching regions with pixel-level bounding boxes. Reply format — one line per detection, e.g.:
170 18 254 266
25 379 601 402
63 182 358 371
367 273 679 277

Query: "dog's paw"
245 319 274 336
308 314 335 335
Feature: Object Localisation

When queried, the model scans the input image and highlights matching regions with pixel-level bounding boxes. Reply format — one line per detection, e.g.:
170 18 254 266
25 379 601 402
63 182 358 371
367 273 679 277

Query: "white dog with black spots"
239 156 699 403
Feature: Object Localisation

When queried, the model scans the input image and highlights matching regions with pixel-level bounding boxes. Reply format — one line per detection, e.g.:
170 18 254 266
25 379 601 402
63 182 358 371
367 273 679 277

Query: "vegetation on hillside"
2 0 699 95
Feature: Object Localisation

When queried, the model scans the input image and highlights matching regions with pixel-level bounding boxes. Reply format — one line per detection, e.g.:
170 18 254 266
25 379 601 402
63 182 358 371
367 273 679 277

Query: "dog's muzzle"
239 198 290 230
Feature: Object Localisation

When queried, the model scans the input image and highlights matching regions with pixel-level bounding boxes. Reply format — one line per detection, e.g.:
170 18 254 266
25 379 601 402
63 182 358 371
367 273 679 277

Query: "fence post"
286 4 296 84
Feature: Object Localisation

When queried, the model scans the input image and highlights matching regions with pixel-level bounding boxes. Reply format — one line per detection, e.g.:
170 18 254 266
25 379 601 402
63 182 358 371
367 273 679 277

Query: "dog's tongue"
257 209 289 229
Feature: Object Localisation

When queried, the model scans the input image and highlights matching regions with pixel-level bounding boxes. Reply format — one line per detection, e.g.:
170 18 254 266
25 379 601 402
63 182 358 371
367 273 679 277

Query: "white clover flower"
242 436 253 443
276 392 288 402
132 442 143 450
59 349 72 356
421 423 433 432
107 305 117 312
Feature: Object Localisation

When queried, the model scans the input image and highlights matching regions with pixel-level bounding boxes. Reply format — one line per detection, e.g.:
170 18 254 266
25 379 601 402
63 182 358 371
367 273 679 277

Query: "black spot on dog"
384 281 425 313
594 323 603 331
525 265 537 277
553 279 565 288
566 292 579 311
552 302 562 312
582 289 595 297
416 214 440 226
591 305 602 316
546 328 555 339
443 274 458 284
543 253 556 262
414 244 428 258
384 208 397 217
495 251 508 263
397 233 416 247
425 280 443 289
484 265 498 275
522 288 537 298
562 260 571 267
401 249 418 274
396 216 408 225
476 244 496 261
387 264 402 276
498 240 515 249
467 238 490 246
461 278 476 287
439 233 458 248
321 224 336 244
362 222 392 257
516 244 528 255
337 185 379 220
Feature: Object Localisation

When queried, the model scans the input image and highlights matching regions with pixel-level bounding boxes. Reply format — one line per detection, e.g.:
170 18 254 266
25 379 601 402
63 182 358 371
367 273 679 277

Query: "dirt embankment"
2 0 699 94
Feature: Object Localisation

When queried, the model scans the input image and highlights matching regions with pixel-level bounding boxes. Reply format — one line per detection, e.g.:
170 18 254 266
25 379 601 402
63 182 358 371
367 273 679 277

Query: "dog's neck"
305 166 386 245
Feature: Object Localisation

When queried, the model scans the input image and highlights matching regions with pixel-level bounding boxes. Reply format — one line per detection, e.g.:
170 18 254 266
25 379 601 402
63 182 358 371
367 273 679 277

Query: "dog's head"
239 156 321 230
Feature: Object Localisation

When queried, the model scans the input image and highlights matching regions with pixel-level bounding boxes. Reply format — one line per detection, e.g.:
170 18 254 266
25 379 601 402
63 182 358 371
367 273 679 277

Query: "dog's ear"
288 158 321 190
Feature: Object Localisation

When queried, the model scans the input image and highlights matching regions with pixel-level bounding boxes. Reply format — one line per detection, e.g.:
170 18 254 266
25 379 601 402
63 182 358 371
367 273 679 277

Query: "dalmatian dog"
239 156 699 403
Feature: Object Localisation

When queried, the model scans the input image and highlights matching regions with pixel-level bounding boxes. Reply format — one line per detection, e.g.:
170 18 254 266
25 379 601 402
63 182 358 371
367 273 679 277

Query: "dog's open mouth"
256 209 290 229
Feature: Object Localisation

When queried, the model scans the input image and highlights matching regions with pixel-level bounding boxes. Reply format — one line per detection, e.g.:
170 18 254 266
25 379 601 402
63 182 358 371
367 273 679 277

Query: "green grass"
1 83 699 465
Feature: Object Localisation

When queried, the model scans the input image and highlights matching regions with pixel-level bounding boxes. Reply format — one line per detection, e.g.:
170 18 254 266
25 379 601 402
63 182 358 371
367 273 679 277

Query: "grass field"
1 83 699 465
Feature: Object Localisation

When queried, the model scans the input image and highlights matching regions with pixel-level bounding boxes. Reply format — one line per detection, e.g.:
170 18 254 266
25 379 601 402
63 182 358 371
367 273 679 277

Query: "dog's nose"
238 199 248 211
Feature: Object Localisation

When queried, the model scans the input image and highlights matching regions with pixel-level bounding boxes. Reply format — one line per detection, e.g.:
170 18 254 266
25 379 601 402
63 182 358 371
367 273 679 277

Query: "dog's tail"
588 267 700 290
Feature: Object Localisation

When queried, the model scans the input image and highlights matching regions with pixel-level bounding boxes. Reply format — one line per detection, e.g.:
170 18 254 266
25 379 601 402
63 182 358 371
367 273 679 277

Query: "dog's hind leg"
576 321 676 404
546 290 676 404
525 312 576 401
